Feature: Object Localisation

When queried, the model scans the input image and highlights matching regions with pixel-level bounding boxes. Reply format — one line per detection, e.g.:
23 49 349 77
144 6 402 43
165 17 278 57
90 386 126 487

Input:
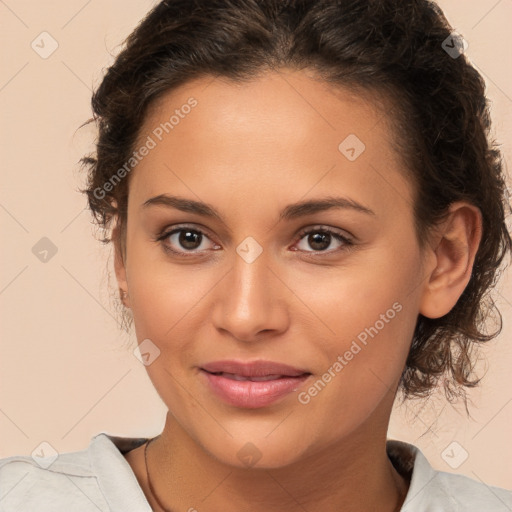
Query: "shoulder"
387 439 512 512
432 469 512 510
0 441 107 512
0 433 150 512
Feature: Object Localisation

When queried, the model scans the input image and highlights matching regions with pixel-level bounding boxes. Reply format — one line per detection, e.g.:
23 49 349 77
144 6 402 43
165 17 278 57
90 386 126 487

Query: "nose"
210 248 289 343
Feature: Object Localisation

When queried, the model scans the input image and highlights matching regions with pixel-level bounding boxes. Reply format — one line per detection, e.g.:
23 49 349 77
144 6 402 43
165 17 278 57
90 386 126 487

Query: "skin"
114 68 482 512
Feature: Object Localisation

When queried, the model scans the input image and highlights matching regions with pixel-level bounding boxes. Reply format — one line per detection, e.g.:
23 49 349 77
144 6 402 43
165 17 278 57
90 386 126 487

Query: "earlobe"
419 202 482 319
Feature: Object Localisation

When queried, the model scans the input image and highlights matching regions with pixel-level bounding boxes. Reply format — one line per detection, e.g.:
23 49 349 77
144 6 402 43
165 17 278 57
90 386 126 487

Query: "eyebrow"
141 194 375 221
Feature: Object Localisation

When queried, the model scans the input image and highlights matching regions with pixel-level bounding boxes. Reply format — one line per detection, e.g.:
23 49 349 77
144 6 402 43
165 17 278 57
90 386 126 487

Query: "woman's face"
117 68 429 468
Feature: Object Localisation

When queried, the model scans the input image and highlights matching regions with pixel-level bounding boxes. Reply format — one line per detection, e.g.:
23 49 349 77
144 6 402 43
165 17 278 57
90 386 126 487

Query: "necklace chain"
145 436 174 512
144 436 405 512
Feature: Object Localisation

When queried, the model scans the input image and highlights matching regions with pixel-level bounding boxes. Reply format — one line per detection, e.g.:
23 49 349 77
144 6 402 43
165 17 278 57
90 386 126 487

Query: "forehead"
130 68 413 215
140 68 394 150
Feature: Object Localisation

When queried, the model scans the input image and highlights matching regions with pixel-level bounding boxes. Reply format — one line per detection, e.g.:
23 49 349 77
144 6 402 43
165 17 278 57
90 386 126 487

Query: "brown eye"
294 227 353 254
306 232 331 251
157 225 219 257
176 229 203 250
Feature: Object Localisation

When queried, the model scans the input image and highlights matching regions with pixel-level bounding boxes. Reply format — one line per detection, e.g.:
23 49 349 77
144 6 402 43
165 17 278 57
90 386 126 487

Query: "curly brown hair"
79 0 511 408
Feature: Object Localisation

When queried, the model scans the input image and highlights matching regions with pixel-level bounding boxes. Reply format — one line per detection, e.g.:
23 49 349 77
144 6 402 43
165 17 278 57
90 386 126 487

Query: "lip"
201 360 309 377
200 360 312 409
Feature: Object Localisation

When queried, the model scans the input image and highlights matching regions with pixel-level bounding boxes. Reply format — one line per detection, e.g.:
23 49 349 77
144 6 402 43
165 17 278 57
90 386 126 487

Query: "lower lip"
200 370 311 409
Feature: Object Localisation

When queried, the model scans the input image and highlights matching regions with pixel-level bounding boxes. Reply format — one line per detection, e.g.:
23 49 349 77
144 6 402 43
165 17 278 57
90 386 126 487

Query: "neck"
146 407 409 512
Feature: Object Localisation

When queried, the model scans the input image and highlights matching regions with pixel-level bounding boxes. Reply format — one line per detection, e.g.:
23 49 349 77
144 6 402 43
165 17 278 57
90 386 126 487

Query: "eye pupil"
179 230 201 249
309 232 330 251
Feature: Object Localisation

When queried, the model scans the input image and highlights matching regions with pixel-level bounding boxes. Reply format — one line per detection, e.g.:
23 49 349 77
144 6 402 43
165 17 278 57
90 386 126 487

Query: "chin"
202 433 309 470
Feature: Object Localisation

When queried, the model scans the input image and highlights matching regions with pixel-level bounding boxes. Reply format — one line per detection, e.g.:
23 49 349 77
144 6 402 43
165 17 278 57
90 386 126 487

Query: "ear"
112 216 131 309
419 202 482 319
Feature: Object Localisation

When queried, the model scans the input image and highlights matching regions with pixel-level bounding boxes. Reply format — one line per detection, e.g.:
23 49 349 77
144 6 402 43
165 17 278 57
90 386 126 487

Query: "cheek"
294 296 417 450
292 243 422 409
125 253 210 412
290 243 421 350
125 233 210 332
300 280 414 396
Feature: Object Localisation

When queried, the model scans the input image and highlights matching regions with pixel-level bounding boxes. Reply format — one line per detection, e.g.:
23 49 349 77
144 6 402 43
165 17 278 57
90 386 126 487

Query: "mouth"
201 359 310 378
204 372 294 382
199 360 312 408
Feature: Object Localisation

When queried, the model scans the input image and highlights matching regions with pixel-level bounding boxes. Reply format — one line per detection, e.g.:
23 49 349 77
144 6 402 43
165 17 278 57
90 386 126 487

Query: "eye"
293 226 353 254
155 224 353 258
156 225 220 257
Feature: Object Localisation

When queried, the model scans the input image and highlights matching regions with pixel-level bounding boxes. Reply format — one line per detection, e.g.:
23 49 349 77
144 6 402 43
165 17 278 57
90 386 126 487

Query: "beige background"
1 0 511 491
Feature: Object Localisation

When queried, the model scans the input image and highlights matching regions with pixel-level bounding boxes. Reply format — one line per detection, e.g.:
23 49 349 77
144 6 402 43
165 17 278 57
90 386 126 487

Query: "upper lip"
201 360 310 378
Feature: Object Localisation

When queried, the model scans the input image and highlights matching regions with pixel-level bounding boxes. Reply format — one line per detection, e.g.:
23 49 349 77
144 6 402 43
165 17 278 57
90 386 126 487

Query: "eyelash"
155 224 354 258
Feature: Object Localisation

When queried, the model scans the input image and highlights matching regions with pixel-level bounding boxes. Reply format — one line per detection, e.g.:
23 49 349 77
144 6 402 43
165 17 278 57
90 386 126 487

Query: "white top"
0 433 510 511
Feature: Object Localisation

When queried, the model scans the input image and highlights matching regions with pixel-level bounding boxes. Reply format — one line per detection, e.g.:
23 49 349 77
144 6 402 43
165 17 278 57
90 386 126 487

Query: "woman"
1 1 511 511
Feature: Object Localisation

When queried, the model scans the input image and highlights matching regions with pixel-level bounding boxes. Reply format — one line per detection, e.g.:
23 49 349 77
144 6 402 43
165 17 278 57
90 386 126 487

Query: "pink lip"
200 360 311 408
